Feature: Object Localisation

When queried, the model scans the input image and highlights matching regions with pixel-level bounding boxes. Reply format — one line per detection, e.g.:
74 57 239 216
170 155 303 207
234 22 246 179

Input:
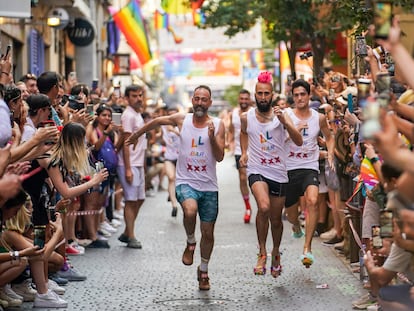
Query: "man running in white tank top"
126 85 225 291
284 79 335 268
228 89 253 223
239 72 303 278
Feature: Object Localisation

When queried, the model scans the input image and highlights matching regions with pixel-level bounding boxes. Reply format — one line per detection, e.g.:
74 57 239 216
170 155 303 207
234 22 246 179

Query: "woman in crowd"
85 104 123 247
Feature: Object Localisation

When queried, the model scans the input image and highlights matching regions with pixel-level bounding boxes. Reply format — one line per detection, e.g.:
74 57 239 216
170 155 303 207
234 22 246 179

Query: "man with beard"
239 72 302 278
284 79 334 268
126 85 225 290
228 89 253 223
117 84 147 249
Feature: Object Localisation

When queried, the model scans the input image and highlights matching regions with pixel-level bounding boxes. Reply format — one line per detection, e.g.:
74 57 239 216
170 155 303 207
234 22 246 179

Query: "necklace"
255 108 274 121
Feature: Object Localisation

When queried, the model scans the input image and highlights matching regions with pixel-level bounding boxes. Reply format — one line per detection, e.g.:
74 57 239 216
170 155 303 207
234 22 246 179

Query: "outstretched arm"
126 113 184 149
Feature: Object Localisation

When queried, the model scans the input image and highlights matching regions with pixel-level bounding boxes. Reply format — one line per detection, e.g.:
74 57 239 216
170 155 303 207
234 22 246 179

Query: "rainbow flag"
111 0 152 65
192 9 205 26
154 10 169 30
360 157 379 190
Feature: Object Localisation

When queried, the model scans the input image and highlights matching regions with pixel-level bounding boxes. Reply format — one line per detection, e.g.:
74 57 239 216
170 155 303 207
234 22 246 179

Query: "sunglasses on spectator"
331 76 341 82
24 73 37 80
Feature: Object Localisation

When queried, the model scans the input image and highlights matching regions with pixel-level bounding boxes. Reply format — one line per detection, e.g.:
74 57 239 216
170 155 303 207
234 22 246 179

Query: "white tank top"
285 108 320 171
176 114 221 191
246 109 288 183
161 125 180 161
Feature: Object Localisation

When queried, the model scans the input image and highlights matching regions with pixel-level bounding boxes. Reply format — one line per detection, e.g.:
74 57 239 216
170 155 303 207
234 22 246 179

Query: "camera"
300 51 313 60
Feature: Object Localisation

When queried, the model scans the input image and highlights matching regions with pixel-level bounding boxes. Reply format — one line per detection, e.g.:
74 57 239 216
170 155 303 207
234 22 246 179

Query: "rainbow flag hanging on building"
154 10 169 30
111 0 152 65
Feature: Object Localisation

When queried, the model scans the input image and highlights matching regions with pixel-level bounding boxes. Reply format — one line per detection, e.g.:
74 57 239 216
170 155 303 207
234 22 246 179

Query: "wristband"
370 156 380 164
1 71 9 76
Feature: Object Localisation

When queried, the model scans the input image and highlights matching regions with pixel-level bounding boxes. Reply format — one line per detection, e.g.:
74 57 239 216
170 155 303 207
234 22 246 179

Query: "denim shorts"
175 184 218 222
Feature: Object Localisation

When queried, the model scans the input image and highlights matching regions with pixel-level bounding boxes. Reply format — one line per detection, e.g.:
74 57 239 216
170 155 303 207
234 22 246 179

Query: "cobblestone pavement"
20 154 365 310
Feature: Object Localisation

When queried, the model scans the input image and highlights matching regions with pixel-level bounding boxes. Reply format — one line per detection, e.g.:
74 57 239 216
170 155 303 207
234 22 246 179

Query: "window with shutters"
28 29 45 76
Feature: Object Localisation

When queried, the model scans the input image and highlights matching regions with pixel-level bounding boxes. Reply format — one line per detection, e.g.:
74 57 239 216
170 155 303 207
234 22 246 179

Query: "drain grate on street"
155 298 236 306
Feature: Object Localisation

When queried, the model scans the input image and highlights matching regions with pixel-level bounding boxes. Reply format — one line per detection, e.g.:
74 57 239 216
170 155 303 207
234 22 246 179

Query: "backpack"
93 131 118 173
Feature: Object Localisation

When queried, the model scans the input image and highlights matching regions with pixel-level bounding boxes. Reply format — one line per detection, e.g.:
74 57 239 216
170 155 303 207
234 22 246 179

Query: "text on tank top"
175 114 220 191
285 108 320 171
246 109 288 183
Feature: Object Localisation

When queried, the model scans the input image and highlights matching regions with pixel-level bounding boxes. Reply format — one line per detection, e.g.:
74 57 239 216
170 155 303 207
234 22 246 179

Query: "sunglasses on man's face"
331 76 341 83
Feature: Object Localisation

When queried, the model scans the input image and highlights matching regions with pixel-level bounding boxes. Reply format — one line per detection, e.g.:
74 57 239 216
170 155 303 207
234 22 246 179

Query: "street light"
47 8 69 29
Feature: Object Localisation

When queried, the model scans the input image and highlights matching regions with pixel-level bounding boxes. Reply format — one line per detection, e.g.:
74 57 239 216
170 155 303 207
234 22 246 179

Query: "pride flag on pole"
154 10 169 30
111 0 152 65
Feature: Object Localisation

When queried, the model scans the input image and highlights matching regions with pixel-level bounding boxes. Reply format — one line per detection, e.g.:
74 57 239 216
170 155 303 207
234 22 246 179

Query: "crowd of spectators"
0 16 414 311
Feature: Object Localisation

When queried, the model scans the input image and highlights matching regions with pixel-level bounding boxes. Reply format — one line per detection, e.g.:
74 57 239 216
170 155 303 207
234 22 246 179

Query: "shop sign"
67 18 95 47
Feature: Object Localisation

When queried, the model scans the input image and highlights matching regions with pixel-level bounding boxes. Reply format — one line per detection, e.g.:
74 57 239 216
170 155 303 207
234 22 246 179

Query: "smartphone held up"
374 1 392 39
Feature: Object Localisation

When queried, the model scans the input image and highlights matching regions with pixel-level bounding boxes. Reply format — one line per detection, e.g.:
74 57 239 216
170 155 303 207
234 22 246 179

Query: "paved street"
22 154 364 310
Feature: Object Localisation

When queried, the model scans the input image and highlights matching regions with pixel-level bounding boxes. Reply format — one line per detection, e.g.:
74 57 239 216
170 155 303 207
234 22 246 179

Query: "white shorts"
117 166 145 201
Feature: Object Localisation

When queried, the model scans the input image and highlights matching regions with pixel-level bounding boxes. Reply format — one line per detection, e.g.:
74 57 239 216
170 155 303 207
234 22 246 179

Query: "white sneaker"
320 228 336 240
111 218 122 227
34 289 68 308
4 284 23 301
98 227 112 237
48 279 65 295
69 241 85 255
0 286 22 307
113 209 124 220
97 233 108 241
100 221 117 233
12 279 37 302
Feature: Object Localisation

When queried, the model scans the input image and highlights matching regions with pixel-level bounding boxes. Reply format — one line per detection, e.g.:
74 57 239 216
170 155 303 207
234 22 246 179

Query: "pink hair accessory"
257 71 273 84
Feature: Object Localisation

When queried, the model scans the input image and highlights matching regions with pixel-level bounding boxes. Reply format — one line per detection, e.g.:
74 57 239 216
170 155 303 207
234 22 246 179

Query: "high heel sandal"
270 254 282 278
253 254 267 275
301 250 314 268
244 209 251 224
